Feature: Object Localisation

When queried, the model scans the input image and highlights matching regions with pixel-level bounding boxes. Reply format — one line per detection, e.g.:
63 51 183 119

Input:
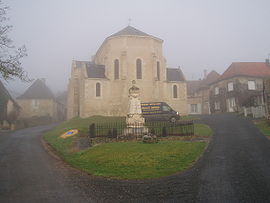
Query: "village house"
187 70 220 115
209 60 270 118
67 26 187 119
0 80 20 130
17 79 66 126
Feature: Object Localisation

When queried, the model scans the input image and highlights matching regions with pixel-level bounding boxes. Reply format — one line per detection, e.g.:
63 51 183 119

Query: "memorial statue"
126 80 145 128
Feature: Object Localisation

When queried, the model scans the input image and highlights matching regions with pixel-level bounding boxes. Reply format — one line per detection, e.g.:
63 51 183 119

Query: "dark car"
141 102 180 122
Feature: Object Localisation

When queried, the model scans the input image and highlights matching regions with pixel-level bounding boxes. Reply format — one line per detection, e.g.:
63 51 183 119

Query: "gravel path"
1 113 270 202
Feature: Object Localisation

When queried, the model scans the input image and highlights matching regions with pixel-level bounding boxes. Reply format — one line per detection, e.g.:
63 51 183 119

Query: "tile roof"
17 79 55 100
217 62 270 82
166 68 186 82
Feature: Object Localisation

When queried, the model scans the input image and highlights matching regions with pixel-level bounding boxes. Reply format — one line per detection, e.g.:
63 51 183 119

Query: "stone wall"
17 99 56 119
209 76 264 114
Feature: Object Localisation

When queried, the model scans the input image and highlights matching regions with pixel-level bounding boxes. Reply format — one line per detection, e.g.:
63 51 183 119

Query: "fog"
4 0 270 97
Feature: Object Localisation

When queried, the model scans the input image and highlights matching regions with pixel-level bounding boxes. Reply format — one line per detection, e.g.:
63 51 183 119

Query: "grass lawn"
253 119 270 137
194 123 213 137
43 115 212 179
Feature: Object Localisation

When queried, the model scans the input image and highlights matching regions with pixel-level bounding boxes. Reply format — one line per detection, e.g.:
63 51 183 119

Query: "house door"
227 97 236 112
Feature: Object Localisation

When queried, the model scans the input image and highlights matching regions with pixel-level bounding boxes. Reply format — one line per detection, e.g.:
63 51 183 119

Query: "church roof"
166 68 186 82
17 79 55 100
107 26 162 41
86 63 106 78
73 61 106 79
109 26 150 37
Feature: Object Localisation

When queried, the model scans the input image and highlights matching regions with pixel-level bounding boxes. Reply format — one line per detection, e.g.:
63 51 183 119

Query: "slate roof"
217 62 270 82
73 60 106 79
0 80 19 116
86 63 106 78
17 79 55 100
166 68 186 82
109 26 150 37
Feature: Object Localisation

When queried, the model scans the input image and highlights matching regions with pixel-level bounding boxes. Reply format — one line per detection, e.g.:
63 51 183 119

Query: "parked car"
141 102 180 122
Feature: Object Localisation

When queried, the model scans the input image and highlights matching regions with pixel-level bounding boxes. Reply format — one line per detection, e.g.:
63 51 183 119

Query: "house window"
191 104 198 113
215 87 219 95
114 59 119 80
214 101 220 110
173 85 178 98
228 82 234 91
228 97 236 107
96 82 101 97
32 99 39 109
136 59 142 79
157 61 160 80
248 80 256 90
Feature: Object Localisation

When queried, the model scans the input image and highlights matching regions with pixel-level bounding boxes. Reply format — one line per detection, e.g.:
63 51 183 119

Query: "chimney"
203 69 207 79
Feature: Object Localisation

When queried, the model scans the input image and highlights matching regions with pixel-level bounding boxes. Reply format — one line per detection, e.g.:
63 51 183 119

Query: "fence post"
89 123 96 138
162 126 167 137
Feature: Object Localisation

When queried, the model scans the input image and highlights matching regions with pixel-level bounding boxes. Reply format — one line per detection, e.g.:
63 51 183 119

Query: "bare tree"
0 1 30 82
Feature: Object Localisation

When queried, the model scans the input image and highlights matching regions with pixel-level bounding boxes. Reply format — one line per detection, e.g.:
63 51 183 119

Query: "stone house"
209 61 270 117
67 26 187 119
0 80 20 130
17 79 66 124
187 71 220 115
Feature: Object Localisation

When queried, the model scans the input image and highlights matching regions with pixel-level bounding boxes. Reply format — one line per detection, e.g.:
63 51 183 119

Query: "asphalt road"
1 113 270 202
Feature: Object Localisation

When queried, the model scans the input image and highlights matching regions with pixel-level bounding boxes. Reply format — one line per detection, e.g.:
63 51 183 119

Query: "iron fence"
89 120 194 139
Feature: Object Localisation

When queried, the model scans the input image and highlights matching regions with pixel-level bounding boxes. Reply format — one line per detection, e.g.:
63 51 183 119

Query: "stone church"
67 26 187 119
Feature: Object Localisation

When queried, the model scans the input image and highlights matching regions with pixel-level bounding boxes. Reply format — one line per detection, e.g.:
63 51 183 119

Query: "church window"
114 59 119 80
173 85 178 98
96 82 101 97
136 59 142 79
157 61 160 80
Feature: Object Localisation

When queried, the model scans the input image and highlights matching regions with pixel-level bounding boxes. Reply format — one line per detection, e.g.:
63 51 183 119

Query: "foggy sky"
4 0 270 97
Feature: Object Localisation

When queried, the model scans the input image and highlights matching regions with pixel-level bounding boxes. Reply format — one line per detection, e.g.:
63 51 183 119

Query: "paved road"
1 114 270 202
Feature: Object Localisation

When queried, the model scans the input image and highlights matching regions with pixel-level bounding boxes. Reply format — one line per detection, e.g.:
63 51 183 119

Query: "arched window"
173 85 178 98
136 59 142 79
114 59 119 80
96 82 101 97
157 61 160 80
